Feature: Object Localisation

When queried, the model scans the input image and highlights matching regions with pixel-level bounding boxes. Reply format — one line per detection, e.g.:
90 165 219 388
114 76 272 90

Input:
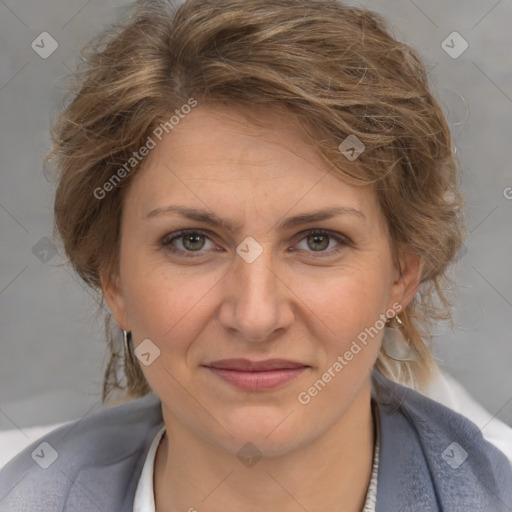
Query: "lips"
202 358 310 391
204 358 309 371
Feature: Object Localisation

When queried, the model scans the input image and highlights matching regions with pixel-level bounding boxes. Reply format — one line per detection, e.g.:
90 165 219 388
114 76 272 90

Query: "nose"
218 242 295 343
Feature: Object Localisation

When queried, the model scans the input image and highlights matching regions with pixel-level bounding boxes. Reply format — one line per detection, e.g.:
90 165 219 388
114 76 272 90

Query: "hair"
46 0 466 405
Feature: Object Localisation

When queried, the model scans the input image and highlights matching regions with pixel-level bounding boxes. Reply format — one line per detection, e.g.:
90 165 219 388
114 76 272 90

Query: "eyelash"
161 229 350 258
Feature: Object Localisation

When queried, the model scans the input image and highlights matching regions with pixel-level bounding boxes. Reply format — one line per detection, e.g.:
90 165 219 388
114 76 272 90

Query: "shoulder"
0 391 163 512
373 371 512 511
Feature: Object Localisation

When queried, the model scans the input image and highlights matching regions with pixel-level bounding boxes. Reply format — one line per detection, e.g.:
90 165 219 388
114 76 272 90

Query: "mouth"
202 358 310 391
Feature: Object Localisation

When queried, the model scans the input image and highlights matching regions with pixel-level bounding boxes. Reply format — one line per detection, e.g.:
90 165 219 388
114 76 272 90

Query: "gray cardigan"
1 371 511 511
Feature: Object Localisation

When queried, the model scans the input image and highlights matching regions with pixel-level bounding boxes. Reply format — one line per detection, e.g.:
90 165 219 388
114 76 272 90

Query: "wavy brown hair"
47 0 465 405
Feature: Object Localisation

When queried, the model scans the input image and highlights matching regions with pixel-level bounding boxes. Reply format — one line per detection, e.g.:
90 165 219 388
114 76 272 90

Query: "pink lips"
203 358 309 391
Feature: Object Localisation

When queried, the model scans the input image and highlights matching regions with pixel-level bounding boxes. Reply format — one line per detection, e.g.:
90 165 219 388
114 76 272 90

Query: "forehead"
146 106 323 176
124 106 380 223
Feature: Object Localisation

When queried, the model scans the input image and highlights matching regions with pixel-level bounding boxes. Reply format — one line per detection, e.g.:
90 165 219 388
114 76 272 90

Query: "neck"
154 383 375 512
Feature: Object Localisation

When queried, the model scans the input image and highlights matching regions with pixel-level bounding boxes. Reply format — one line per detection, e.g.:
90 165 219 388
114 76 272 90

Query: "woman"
1 0 511 510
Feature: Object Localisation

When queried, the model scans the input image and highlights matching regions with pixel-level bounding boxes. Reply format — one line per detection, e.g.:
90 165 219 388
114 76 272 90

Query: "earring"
123 329 135 367
382 315 416 361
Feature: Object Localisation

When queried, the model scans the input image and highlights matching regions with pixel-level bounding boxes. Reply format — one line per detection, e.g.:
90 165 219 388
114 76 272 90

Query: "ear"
387 245 424 312
101 270 130 331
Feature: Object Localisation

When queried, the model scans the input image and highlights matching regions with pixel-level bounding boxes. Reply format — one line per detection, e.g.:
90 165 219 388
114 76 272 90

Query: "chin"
211 408 313 458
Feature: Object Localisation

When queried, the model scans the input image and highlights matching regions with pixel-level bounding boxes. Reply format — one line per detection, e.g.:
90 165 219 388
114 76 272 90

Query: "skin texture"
102 106 423 512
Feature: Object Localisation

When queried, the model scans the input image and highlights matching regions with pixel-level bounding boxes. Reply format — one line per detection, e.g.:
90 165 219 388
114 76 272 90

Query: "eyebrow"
145 205 366 232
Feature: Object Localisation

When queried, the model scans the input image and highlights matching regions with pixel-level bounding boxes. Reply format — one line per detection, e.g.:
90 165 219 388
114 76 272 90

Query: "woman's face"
104 106 422 456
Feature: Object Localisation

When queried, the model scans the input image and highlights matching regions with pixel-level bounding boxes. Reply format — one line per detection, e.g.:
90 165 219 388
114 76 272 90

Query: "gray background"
1 0 511 433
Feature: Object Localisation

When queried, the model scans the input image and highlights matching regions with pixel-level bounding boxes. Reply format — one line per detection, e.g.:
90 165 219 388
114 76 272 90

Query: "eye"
292 229 348 257
161 228 349 258
162 230 217 256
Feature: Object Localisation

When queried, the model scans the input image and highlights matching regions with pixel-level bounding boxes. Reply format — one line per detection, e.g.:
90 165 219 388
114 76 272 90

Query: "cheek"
118 245 173 334
120 250 219 343
297 272 388 393
303 265 391 333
